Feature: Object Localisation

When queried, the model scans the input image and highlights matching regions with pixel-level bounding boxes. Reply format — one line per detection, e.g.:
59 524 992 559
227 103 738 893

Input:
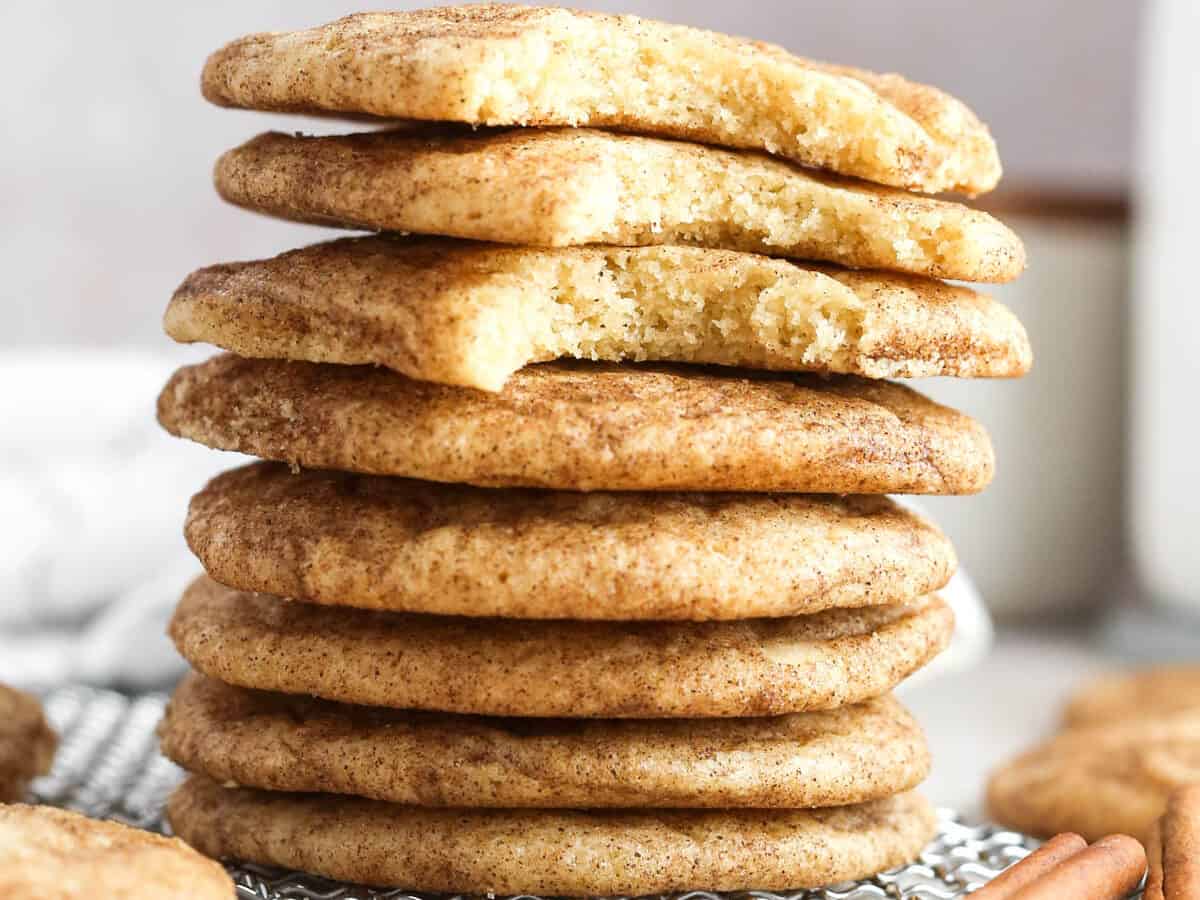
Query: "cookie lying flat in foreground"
201 5 1000 194
0 804 233 899
166 238 1031 391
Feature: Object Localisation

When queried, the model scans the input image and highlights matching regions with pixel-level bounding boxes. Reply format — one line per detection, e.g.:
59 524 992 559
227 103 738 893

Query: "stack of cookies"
155 6 1031 894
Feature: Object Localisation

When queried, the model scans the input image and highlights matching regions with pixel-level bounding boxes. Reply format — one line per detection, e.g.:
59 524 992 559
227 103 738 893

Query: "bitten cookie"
166 238 1030 391
201 6 1001 193
213 129 1019 280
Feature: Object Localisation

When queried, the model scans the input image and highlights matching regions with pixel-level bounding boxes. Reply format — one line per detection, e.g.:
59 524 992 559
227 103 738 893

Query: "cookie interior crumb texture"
166 238 1032 391
201 6 1001 193
214 129 1022 281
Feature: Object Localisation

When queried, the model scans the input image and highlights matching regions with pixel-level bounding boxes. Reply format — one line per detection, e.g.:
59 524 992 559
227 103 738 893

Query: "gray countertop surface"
904 625 1117 816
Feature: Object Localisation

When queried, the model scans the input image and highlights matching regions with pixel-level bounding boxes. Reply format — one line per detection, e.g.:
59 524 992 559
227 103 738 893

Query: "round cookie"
1064 667 1200 727
169 576 954 718
158 355 995 495
0 684 56 802
169 775 936 895
987 711 1200 841
0 804 233 899
186 462 957 620
160 673 930 809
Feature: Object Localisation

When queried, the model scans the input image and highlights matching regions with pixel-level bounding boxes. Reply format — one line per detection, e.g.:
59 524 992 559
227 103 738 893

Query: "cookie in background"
988 667 1200 841
0 684 56 802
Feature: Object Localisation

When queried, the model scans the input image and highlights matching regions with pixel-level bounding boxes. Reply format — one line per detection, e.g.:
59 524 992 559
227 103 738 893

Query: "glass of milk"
1131 0 1200 617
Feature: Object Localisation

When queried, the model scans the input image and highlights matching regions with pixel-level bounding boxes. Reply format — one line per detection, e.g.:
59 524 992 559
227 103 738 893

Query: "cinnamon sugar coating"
202 6 1000 193
0 804 233 900
988 712 1200 842
160 673 930 809
166 237 1031 391
168 576 953 718
185 462 955 620
1064 667 1200 727
213 129 1020 280
169 776 935 894
157 355 995 495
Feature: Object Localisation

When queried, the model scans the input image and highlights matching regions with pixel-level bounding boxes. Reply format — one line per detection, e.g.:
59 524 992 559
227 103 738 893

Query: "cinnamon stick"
1009 834 1146 900
970 832 1087 899
1158 785 1200 899
1145 819 1165 900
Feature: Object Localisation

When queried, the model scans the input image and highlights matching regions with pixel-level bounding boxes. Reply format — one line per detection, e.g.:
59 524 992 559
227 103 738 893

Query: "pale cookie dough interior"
166 238 1031 391
213 128 1023 282
0 804 233 900
201 6 1000 193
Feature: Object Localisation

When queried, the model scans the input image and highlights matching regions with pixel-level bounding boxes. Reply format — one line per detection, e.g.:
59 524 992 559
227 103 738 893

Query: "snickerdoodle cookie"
186 462 955 620
1064 667 1200 727
169 576 953 718
0 804 232 899
201 6 1000 193
988 711 1200 842
160 673 930 809
158 355 995 494
0 685 56 803
169 775 936 894
213 128 1018 279
166 238 1030 391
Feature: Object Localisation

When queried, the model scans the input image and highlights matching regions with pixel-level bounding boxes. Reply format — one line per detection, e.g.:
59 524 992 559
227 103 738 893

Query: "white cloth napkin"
0 349 234 689
0 349 992 691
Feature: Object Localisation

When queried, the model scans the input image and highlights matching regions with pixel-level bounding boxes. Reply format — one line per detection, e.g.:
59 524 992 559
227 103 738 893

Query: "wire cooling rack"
29 684 1050 900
